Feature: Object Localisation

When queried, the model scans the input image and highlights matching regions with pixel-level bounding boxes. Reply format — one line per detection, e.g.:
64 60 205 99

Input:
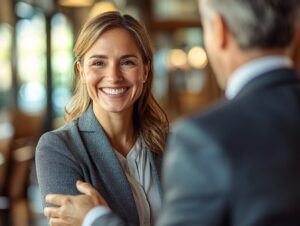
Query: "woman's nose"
106 63 123 82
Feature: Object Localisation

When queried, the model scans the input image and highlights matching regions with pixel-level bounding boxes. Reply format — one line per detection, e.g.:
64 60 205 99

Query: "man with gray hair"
157 0 300 225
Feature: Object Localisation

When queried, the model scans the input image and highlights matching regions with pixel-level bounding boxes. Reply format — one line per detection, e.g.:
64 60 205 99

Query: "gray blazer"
36 105 162 226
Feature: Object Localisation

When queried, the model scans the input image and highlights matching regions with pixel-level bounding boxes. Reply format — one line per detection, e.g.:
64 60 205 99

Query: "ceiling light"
89 2 118 18
58 0 95 7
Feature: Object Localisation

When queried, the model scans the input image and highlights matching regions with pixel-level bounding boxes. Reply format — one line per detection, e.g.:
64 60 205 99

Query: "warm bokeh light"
58 0 94 7
168 49 187 70
188 46 208 69
89 2 118 18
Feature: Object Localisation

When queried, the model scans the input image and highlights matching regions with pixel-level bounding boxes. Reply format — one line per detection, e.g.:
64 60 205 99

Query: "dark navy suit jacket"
158 68 300 226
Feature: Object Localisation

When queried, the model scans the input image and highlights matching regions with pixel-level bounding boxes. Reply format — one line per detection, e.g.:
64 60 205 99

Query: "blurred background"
0 0 299 225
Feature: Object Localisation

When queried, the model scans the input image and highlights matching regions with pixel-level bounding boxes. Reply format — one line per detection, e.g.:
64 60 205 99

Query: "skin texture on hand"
44 180 109 226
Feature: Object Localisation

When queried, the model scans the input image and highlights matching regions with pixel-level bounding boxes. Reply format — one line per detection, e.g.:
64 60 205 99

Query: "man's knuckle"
62 196 71 205
57 210 63 218
60 207 68 217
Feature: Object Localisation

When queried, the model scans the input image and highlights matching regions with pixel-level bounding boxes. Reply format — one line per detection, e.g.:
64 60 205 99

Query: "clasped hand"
44 180 108 226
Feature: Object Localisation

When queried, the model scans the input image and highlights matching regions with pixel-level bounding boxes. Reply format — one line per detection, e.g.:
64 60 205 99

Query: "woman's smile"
100 87 129 96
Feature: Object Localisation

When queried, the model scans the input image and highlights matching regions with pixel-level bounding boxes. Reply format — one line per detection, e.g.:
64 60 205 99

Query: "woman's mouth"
101 87 128 95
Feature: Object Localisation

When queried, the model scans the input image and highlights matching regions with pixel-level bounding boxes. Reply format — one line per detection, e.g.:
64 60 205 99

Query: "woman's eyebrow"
88 54 107 59
120 54 138 59
88 54 139 60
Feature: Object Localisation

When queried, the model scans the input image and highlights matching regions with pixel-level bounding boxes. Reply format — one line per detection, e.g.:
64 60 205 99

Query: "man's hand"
44 180 108 226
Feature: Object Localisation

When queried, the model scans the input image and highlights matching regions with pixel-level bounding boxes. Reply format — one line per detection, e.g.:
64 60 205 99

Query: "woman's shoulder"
42 120 78 138
35 120 82 163
37 120 80 149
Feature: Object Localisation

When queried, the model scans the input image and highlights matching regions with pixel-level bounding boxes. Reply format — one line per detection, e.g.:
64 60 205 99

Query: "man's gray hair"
203 0 300 50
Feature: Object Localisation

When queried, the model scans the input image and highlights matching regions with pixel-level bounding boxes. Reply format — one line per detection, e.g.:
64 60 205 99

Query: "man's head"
198 0 300 89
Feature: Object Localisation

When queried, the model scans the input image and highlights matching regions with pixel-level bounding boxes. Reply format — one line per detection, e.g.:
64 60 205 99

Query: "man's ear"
288 27 300 57
213 13 228 49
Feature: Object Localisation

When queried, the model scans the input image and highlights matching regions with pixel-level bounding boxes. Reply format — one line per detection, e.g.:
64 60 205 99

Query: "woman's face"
79 28 149 116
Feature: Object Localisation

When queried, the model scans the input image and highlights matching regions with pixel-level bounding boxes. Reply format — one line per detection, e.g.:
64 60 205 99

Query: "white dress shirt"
82 137 161 226
225 55 293 100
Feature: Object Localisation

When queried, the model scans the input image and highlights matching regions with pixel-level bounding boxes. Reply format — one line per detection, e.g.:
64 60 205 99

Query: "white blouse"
114 137 162 226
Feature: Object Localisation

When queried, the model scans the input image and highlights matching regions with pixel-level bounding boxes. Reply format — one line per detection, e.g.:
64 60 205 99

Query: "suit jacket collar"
226 56 293 99
78 104 99 132
235 68 300 99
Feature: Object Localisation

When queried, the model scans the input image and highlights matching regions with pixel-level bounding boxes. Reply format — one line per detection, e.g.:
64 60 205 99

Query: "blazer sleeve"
157 120 231 226
35 130 83 207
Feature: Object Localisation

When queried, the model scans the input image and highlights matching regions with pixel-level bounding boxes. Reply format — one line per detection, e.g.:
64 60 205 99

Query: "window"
16 10 47 113
0 23 13 111
51 13 73 117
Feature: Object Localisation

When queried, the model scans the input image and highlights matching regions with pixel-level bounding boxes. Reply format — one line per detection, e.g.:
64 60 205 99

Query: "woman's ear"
76 61 85 83
143 62 150 83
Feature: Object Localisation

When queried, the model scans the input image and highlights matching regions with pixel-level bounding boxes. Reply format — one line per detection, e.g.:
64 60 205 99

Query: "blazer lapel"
78 105 139 225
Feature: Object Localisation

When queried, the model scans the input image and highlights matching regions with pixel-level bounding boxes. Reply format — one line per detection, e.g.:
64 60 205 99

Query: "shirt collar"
114 136 145 162
225 55 293 99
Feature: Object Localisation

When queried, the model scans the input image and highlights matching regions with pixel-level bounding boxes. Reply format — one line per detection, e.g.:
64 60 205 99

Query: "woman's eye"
121 60 135 66
93 61 105 66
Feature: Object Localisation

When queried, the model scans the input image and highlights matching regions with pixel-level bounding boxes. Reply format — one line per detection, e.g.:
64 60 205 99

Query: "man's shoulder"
186 98 240 126
172 97 253 141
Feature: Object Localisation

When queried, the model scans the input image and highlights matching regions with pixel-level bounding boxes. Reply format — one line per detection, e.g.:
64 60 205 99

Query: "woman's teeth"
102 88 128 95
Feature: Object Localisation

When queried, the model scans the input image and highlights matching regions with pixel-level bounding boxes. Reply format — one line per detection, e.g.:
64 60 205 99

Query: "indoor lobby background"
0 0 300 225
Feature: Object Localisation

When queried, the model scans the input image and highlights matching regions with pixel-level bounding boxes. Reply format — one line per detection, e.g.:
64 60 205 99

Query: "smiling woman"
79 28 149 118
35 11 169 226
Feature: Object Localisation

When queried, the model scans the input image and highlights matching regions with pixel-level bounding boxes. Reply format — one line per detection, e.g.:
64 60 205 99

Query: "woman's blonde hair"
65 11 169 153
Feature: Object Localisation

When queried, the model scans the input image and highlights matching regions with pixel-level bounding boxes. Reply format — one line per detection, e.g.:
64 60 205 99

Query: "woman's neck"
93 106 136 157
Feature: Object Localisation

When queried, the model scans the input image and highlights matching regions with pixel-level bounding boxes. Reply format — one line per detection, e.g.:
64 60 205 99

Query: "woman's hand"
44 180 108 226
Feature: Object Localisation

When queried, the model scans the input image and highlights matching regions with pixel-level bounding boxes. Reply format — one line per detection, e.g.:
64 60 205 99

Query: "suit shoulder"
184 99 235 127
36 120 80 154
172 98 247 144
39 120 78 140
